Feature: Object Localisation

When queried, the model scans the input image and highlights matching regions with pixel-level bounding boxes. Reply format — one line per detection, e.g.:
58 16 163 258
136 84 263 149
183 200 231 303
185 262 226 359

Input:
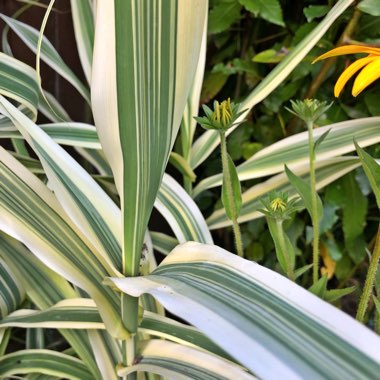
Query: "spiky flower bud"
194 98 245 131
286 99 332 124
259 191 302 220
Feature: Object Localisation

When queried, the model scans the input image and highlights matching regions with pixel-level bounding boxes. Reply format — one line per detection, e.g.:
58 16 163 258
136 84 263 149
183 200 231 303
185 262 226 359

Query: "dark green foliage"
196 0 380 307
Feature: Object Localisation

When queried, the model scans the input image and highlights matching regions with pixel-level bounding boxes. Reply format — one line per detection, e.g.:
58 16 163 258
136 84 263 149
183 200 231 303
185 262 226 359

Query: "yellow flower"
313 45 380 97
270 197 287 212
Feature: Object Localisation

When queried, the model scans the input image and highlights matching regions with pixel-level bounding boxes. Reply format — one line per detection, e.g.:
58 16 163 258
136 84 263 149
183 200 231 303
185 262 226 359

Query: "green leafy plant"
0 0 380 379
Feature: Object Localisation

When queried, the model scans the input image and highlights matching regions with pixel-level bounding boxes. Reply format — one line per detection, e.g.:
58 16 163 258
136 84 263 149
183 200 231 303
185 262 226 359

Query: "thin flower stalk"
356 224 380 322
286 99 332 284
307 120 320 284
195 99 245 257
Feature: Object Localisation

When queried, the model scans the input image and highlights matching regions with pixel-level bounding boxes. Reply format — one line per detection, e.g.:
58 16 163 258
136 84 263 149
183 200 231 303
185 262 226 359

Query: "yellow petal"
313 45 380 63
352 58 380 96
334 56 378 97
320 242 336 280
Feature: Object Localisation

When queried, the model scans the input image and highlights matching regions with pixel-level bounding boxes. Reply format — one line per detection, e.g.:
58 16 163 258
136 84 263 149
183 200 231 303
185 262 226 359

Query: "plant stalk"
181 121 193 195
121 293 138 379
356 223 380 323
307 121 319 284
220 132 243 257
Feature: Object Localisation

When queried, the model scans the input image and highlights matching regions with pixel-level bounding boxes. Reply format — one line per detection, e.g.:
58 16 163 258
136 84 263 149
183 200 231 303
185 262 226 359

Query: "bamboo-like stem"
307 121 319 284
356 224 380 323
220 132 244 257
181 122 193 195
121 293 138 379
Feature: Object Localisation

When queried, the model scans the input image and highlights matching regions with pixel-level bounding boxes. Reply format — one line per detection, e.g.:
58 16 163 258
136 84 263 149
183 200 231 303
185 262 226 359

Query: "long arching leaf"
107 242 380 380
193 117 380 197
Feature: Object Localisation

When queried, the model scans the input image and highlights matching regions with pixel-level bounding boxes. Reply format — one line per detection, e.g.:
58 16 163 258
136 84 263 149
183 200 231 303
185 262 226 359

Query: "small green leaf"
267 218 295 276
239 0 285 26
325 286 356 303
358 0 380 16
313 129 331 156
252 49 285 63
309 274 328 298
355 141 380 209
222 154 242 220
208 0 242 34
285 165 323 221
294 264 313 280
373 296 380 314
303 5 329 22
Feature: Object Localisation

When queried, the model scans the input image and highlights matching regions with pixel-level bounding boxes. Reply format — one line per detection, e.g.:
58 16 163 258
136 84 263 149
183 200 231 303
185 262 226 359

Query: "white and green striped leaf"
193 117 380 197
0 14 91 104
0 52 39 120
38 89 71 122
169 151 197 182
26 328 45 350
87 330 120 380
141 311 230 361
0 232 104 380
0 296 228 361
91 0 207 276
0 149 127 339
180 14 207 161
150 231 178 256
8 151 45 174
207 157 360 229
155 174 213 244
107 242 380 380
70 0 95 85
0 299 103 330
190 0 354 170
0 328 11 356
0 122 100 149
118 340 255 380
0 258 25 318
0 95 122 270
0 349 93 380
0 118 210 246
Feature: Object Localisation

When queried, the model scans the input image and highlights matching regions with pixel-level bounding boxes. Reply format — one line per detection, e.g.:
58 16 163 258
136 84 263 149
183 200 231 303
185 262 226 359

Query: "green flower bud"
194 98 246 131
259 191 302 220
285 99 333 124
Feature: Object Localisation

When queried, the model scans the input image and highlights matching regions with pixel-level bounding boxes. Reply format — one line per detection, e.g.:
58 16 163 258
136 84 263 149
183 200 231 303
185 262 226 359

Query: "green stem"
181 120 193 195
307 122 319 284
121 293 138 379
220 132 244 257
375 300 380 334
183 176 193 195
356 223 380 323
